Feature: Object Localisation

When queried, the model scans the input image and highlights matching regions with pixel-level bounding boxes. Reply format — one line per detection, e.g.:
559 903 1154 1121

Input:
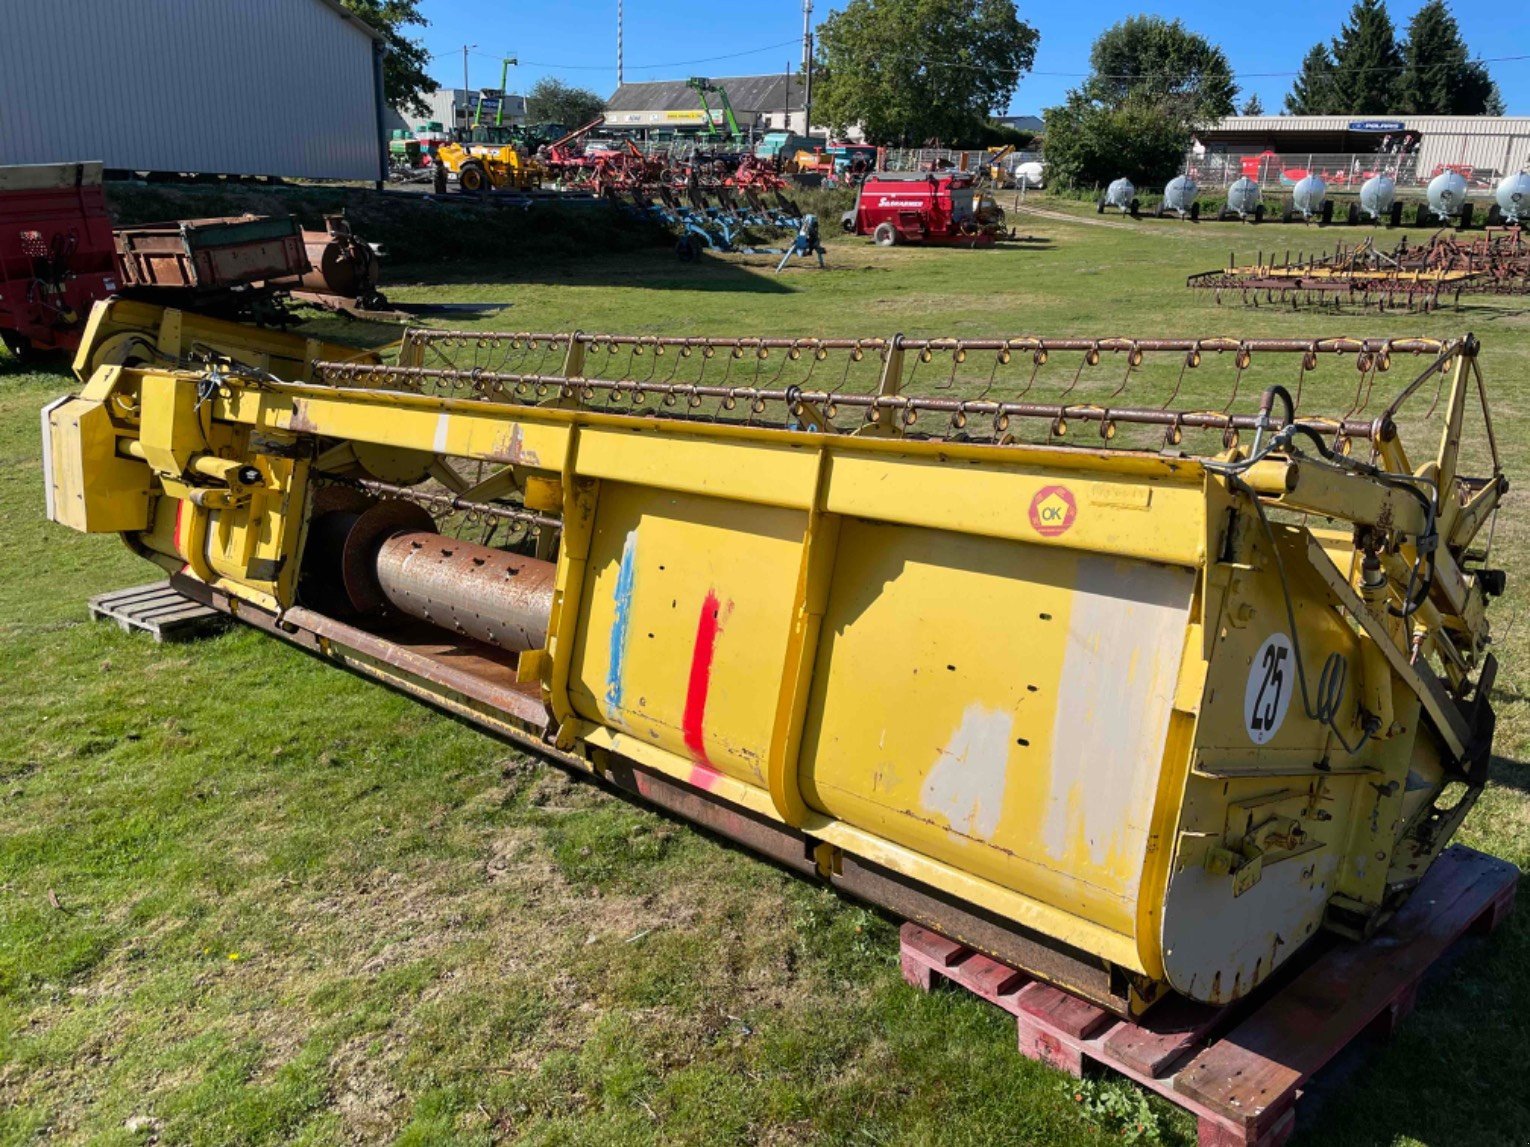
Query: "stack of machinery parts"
1187 226 1528 310
0 160 403 359
47 301 1507 1019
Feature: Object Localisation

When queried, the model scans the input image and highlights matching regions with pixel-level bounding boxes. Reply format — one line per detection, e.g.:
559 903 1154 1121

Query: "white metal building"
0 0 387 182
1195 116 1530 178
388 89 529 134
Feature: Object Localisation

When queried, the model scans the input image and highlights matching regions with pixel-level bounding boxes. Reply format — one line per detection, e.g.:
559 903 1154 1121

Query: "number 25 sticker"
1244 633 1294 744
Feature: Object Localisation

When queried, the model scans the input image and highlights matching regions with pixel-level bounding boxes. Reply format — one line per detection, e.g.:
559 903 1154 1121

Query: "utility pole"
461 44 477 131
617 0 624 87
801 0 813 134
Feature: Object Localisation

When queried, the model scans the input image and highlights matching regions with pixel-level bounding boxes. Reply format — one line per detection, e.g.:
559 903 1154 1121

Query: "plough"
1187 226 1529 310
47 303 1507 1018
612 180 804 260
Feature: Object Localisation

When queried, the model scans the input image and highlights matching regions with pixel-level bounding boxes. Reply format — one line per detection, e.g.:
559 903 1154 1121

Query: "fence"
1187 151 1507 194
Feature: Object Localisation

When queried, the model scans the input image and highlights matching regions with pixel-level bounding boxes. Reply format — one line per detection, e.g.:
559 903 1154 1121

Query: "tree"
1397 0 1502 115
1327 0 1403 112
813 0 1038 144
1285 44 1338 114
1042 93 1192 190
525 78 606 128
1240 93 1265 116
338 0 433 114
1083 16 1237 121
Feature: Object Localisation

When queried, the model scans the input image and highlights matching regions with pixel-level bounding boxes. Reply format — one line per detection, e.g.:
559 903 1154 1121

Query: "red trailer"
0 162 118 360
841 171 1007 247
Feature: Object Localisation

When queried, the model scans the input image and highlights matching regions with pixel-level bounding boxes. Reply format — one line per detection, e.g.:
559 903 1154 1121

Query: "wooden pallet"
88 581 228 643
900 845 1517 1147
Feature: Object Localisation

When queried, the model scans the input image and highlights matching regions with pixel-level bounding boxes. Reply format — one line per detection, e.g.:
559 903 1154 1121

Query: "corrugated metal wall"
0 0 383 181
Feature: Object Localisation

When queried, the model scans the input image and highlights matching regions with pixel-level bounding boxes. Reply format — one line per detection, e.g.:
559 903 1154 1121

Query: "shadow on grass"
384 250 794 295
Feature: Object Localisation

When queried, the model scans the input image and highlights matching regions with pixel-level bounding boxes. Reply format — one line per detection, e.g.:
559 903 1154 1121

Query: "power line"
454 38 800 74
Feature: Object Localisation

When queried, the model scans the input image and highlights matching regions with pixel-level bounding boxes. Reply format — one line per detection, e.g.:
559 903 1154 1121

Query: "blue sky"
413 0 1527 117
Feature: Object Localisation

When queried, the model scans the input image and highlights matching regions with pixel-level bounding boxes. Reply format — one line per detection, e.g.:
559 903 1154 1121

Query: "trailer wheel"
1388 201 1403 228
1189 202 1200 222
1347 202 1360 225
1253 204 1265 224
873 222 899 247
1129 198 1140 217
458 161 489 194
1487 204 1503 226
1459 202 1474 230
1096 198 1106 214
1283 209 1295 224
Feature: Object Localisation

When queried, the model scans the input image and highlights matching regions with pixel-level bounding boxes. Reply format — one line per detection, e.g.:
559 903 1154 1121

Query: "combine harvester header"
45 306 1506 1018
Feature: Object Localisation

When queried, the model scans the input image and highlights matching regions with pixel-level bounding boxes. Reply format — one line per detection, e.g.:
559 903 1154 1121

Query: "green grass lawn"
3 197 1529 1146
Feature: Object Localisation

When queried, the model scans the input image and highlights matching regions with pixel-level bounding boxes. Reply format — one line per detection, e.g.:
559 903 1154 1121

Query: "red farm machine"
841 171 1009 247
0 162 398 362
0 163 119 359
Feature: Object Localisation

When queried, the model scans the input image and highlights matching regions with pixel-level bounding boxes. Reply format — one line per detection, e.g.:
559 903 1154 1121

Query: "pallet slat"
899 845 1517 1147
88 581 228 643
1174 848 1520 1129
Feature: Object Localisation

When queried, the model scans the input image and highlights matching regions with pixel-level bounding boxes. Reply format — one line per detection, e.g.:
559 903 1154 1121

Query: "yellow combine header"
45 302 1506 1017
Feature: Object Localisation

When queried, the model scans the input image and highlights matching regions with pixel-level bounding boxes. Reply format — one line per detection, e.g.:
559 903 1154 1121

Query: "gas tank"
1163 175 1198 213
1293 175 1327 216
1105 177 1135 209
1428 170 1468 218
1360 174 1396 218
1495 172 1530 222
1226 176 1261 216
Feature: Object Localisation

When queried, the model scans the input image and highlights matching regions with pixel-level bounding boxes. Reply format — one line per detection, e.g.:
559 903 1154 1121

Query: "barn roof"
606 74 803 115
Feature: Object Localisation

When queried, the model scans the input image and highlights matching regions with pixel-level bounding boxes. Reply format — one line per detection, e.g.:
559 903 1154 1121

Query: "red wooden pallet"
900 845 1517 1147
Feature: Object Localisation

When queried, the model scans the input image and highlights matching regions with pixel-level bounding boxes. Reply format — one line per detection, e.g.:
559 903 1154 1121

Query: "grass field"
3 193 1529 1146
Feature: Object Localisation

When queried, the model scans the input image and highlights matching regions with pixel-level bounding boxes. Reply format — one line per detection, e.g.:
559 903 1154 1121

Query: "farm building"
388 89 529 135
1194 116 1530 181
605 74 817 136
0 0 387 182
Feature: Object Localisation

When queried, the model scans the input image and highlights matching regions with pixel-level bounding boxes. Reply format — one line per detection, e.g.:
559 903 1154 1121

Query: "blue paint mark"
605 530 638 710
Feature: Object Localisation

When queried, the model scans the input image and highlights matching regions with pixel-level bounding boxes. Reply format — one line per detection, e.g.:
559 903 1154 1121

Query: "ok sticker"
1244 633 1294 744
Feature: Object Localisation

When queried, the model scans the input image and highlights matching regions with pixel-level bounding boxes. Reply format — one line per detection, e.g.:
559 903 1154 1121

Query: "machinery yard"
0 177 1523 1146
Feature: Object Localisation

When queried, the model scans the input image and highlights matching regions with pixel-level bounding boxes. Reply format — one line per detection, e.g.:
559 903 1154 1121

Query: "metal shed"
0 0 386 182
1196 116 1530 178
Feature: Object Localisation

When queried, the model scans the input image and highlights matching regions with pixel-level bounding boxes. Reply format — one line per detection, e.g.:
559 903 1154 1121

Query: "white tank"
1293 175 1327 217
1226 177 1261 216
1105 177 1135 209
1163 175 1198 213
1360 174 1396 219
1427 170 1467 218
1496 172 1530 223
1014 161 1045 189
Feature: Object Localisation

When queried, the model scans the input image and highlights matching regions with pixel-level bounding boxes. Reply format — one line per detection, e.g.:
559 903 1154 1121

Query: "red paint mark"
688 762 723 792
682 589 727 765
1029 485 1077 538
174 499 187 554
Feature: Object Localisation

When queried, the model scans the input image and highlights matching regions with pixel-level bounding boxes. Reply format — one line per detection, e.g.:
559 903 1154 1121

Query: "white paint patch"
921 703 1014 841
1243 633 1294 744
1040 557 1194 897
432 411 451 455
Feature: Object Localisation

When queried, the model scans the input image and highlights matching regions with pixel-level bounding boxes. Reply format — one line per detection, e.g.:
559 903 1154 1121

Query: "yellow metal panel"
568 481 806 792
822 453 1208 567
575 426 822 509
800 519 1195 938
258 392 572 472
44 398 151 533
